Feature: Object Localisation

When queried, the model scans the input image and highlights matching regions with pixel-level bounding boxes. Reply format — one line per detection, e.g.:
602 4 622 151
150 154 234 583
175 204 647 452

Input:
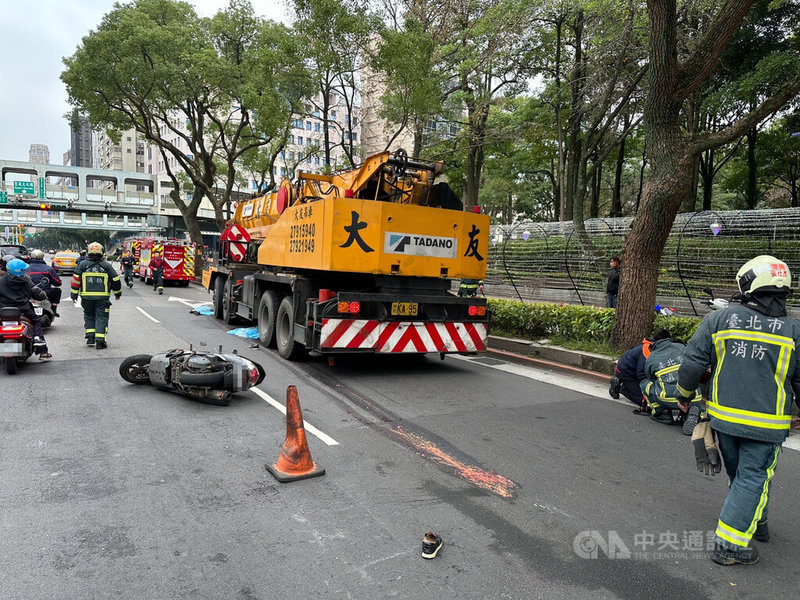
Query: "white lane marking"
168 296 203 308
783 436 800 451
250 387 339 446
136 306 160 323
454 355 800 451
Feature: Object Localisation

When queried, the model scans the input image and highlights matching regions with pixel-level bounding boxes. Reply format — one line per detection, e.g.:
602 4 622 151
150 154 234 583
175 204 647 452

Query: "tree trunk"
413 120 423 157
463 102 488 209
636 141 647 212
746 126 758 209
611 133 626 217
611 152 693 349
174 187 203 245
590 159 601 218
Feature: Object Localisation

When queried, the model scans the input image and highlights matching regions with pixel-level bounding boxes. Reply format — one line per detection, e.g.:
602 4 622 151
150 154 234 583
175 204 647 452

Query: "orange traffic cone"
265 385 326 482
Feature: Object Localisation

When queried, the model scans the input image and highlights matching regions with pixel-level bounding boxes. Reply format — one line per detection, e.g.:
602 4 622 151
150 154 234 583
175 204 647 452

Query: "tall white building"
29 144 50 165
97 129 145 173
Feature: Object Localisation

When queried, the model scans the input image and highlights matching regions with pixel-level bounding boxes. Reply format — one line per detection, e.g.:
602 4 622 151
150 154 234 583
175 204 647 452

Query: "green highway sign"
39 177 45 199
13 181 35 195
0 191 7 204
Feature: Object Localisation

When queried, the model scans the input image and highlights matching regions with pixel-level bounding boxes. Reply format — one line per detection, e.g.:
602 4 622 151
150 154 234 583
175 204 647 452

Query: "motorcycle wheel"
119 354 153 384
5 357 17 375
178 370 226 387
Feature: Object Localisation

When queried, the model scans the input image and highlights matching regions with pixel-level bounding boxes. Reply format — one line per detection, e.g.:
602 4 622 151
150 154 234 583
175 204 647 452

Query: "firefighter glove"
691 420 721 476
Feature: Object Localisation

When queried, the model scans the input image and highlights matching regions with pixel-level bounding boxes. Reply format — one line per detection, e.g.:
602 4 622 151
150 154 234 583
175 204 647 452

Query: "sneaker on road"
422 532 443 559
39 352 53 361
682 404 701 436
711 543 759 566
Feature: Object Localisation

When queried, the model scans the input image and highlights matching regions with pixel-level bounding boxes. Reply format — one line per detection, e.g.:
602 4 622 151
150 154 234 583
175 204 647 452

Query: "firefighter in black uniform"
71 242 122 349
120 250 135 288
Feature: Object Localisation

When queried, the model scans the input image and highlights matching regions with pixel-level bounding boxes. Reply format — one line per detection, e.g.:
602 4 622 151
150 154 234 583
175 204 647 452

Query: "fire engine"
136 238 196 287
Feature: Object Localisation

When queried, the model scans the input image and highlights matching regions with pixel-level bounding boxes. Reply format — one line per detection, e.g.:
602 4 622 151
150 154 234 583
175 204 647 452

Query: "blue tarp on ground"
226 327 259 339
191 304 215 316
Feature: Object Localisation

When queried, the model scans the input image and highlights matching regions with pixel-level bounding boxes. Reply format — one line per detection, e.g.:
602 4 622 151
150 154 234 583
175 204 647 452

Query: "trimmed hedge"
487 298 702 346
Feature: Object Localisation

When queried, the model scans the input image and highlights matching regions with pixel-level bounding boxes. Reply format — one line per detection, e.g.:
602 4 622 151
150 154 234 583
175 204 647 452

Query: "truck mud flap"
317 319 486 353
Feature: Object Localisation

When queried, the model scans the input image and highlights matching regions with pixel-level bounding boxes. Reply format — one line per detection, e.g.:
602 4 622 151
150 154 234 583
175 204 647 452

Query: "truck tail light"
337 301 360 314
468 305 486 317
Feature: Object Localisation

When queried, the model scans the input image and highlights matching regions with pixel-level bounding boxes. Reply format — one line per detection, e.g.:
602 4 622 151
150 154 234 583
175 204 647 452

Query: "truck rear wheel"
257 289 279 348
213 274 226 319
276 296 304 360
222 278 235 324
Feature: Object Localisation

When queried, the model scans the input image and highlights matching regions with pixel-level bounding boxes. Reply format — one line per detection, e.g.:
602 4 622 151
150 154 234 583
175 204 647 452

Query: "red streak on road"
394 426 517 499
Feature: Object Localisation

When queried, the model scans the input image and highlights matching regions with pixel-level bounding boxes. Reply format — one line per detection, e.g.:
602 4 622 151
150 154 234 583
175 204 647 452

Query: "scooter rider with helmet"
0 258 52 360
677 255 800 566
28 249 63 317
70 242 122 349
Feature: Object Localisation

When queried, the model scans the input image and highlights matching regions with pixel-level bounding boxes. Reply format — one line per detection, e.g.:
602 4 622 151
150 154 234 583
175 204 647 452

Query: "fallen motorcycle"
119 347 266 405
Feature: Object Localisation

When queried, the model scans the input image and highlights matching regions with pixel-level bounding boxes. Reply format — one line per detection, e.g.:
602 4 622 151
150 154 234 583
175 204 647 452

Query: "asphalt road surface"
3 274 800 599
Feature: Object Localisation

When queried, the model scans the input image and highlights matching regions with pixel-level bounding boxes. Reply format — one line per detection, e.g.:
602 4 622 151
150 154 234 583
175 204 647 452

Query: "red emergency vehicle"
137 238 196 287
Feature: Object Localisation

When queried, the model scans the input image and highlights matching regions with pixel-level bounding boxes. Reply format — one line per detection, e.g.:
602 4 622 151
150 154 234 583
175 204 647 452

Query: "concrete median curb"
486 335 615 384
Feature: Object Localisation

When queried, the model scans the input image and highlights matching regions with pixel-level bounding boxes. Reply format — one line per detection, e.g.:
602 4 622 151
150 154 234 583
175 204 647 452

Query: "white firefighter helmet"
736 255 792 296
87 242 104 255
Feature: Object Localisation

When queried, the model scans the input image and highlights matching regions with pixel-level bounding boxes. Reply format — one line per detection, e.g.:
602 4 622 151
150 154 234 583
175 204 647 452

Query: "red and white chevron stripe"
319 319 487 353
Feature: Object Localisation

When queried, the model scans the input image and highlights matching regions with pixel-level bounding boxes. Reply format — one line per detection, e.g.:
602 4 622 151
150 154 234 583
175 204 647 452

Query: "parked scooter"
119 347 266 405
0 306 35 375
701 287 740 311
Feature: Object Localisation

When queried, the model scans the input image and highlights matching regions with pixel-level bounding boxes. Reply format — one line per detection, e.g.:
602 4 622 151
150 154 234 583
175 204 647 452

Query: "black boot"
650 410 677 425
682 404 701 436
609 376 621 399
86 336 95 346
711 543 759 566
95 340 107 350
753 520 770 543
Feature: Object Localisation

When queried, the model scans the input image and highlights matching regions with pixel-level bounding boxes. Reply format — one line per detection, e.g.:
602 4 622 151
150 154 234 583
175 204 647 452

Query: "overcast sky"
0 0 288 165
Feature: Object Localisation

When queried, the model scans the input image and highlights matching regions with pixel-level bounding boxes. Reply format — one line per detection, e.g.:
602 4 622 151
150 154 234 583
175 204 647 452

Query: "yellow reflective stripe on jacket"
712 329 796 349
707 401 791 429
775 346 790 415
654 364 680 399
711 329 795 416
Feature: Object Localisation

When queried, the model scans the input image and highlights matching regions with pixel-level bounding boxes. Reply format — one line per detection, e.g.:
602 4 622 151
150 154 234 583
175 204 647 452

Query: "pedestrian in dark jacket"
605 256 620 308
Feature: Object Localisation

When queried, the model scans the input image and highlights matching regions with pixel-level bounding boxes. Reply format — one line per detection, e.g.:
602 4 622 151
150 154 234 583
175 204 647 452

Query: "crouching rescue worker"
610 328 670 406
641 332 701 434
0 259 52 360
71 243 122 349
677 255 800 566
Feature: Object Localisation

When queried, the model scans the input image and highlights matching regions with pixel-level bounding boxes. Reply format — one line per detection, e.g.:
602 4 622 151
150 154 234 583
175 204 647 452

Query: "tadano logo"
384 232 457 259
573 530 631 559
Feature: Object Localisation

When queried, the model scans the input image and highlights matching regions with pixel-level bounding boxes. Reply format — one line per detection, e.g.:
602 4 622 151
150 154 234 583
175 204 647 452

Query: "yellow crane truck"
202 150 489 360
